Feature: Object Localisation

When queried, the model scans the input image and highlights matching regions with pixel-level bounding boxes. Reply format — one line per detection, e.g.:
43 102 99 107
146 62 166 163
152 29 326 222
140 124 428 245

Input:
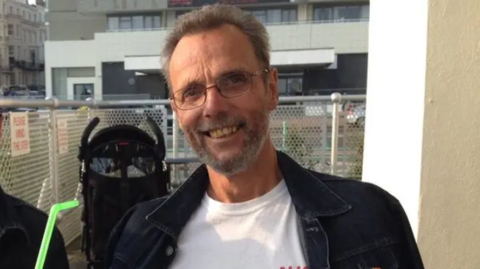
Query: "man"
105 4 424 269
0 109 70 269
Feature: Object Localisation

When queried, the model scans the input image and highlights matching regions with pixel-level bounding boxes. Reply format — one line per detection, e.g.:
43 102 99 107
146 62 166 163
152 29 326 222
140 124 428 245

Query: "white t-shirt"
169 180 308 269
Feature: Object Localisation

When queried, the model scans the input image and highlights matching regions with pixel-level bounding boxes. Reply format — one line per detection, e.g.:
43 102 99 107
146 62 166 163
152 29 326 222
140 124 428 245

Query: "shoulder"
6 194 49 223
305 170 409 240
307 170 401 211
304 170 423 267
306 170 410 241
5 194 66 247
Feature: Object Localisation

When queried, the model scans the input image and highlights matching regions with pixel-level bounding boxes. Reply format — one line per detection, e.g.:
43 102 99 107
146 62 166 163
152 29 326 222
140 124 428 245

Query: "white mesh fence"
0 98 366 246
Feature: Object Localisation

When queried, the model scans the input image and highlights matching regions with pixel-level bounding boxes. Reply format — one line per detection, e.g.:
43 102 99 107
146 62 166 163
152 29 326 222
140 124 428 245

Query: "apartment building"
45 0 369 100
0 0 46 88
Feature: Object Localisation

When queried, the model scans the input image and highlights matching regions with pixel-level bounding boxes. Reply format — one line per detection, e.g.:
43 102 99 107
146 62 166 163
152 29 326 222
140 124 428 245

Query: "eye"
222 73 248 87
181 86 203 99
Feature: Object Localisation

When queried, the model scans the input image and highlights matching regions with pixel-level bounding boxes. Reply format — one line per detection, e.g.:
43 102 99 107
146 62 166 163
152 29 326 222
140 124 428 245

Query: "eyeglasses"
171 68 270 110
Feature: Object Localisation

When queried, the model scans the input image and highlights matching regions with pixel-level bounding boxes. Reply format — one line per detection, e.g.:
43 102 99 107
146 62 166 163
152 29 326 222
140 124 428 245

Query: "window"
74 84 94 100
22 10 24 18
119 16 132 30
107 14 162 31
282 9 297 22
266 9 281 23
16 8 19 15
10 73 15 85
9 6 12 14
313 4 369 22
107 17 119 30
30 50 36 63
34 14 36 22
144 16 161 29
8 46 14 57
278 75 303 96
244 8 297 24
16 25 20 37
132 16 143 29
7 24 13 35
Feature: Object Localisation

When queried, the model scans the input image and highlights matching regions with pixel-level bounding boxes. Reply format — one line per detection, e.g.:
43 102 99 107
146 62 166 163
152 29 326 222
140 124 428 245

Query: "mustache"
194 114 246 133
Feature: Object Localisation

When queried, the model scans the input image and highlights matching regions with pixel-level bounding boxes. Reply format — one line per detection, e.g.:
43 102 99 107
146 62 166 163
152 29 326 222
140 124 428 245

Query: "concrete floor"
66 237 88 269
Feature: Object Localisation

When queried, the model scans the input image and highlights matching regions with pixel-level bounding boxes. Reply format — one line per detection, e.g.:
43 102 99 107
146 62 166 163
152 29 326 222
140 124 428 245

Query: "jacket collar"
146 150 351 239
0 186 29 242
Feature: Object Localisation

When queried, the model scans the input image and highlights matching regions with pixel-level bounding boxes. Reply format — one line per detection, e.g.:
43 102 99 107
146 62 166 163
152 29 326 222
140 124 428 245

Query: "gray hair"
160 4 271 90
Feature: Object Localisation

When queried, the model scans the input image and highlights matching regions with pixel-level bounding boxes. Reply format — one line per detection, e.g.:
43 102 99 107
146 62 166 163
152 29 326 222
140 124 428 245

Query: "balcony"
1 65 13 73
9 58 45 71
45 19 368 71
97 19 368 56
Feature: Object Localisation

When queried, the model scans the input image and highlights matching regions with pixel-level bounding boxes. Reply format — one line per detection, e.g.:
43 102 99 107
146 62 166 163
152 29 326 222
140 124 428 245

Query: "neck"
206 139 281 203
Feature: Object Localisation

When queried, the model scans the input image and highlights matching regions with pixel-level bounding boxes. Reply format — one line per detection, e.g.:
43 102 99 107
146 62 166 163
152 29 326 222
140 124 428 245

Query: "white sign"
57 119 69 155
10 112 30 157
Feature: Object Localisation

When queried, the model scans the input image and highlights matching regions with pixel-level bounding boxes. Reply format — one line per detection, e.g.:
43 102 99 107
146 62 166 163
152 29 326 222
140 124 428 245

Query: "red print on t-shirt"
280 267 308 269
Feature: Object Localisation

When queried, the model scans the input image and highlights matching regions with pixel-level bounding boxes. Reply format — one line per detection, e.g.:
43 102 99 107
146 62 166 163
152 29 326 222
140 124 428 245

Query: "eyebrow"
175 67 250 94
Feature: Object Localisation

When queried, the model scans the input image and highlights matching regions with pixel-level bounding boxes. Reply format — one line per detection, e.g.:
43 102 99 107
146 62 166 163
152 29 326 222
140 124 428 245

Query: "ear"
170 99 184 131
266 67 279 111
170 99 177 114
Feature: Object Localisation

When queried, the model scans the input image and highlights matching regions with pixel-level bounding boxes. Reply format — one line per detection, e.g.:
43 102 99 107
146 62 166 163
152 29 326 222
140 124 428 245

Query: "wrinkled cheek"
185 132 204 148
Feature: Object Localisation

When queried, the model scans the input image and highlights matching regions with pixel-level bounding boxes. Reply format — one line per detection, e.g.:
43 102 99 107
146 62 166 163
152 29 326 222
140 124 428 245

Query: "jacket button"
165 246 174 256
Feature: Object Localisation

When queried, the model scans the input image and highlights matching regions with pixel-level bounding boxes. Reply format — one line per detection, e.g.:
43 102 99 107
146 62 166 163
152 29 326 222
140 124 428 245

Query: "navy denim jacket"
0 186 70 269
105 151 424 269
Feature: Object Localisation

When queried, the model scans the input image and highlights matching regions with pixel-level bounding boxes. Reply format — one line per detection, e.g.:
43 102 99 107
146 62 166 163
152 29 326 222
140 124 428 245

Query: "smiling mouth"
204 124 243 139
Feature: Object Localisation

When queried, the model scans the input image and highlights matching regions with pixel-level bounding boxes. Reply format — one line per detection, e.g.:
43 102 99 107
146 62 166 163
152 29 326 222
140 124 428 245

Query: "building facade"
0 0 46 89
45 0 369 100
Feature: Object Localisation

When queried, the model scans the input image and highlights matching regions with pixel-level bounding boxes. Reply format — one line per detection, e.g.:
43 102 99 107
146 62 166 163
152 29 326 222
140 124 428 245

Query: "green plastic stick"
35 200 80 269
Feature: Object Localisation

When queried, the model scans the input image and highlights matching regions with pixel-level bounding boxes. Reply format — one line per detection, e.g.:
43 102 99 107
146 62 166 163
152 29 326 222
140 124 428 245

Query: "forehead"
169 24 259 88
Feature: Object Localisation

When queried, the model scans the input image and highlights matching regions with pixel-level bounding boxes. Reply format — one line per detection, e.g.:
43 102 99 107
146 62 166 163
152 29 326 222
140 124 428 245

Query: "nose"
202 87 229 117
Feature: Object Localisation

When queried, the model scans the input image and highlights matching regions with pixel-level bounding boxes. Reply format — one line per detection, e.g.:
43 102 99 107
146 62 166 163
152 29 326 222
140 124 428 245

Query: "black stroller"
78 116 171 269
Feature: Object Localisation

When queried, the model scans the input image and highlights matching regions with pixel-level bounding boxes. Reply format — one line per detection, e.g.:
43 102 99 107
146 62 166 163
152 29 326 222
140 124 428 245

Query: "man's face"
169 24 279 176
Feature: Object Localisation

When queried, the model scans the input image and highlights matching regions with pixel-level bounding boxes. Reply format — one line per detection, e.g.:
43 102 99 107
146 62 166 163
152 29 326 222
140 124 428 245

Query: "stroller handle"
145 116 167 159
81 117 100 148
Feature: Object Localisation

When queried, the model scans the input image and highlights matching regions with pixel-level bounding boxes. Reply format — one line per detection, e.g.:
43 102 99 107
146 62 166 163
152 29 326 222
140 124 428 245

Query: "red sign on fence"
10 112 30 157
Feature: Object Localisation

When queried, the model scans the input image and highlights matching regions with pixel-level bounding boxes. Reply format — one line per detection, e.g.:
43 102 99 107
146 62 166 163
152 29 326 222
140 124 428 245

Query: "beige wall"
418 0 480 267
47 12 106 41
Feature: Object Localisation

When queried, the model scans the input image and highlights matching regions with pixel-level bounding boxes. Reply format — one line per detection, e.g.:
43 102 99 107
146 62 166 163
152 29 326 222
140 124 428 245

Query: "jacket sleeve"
393 200 425 269
44 226 70 269
104 205 139 268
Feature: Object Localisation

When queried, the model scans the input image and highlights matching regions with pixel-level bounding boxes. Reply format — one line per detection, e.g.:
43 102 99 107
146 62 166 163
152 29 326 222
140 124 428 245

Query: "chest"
168 201 307 269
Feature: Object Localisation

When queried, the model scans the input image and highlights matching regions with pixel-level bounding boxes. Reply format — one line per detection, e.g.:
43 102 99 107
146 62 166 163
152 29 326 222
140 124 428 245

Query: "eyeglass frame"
170 68 270 111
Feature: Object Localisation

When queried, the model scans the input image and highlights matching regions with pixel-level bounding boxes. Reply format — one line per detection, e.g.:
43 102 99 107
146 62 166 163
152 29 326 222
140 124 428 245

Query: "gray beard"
185 110 270 177
196 128 267 177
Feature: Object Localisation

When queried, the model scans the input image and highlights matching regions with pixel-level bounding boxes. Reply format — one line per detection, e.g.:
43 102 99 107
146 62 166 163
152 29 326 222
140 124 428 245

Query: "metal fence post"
46 97 60 205
282 121 288 152
330 93 342 175
172 111 180 182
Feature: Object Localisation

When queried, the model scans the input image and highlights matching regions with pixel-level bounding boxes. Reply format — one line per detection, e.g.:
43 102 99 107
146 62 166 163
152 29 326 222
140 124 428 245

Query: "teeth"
209 126 239 138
